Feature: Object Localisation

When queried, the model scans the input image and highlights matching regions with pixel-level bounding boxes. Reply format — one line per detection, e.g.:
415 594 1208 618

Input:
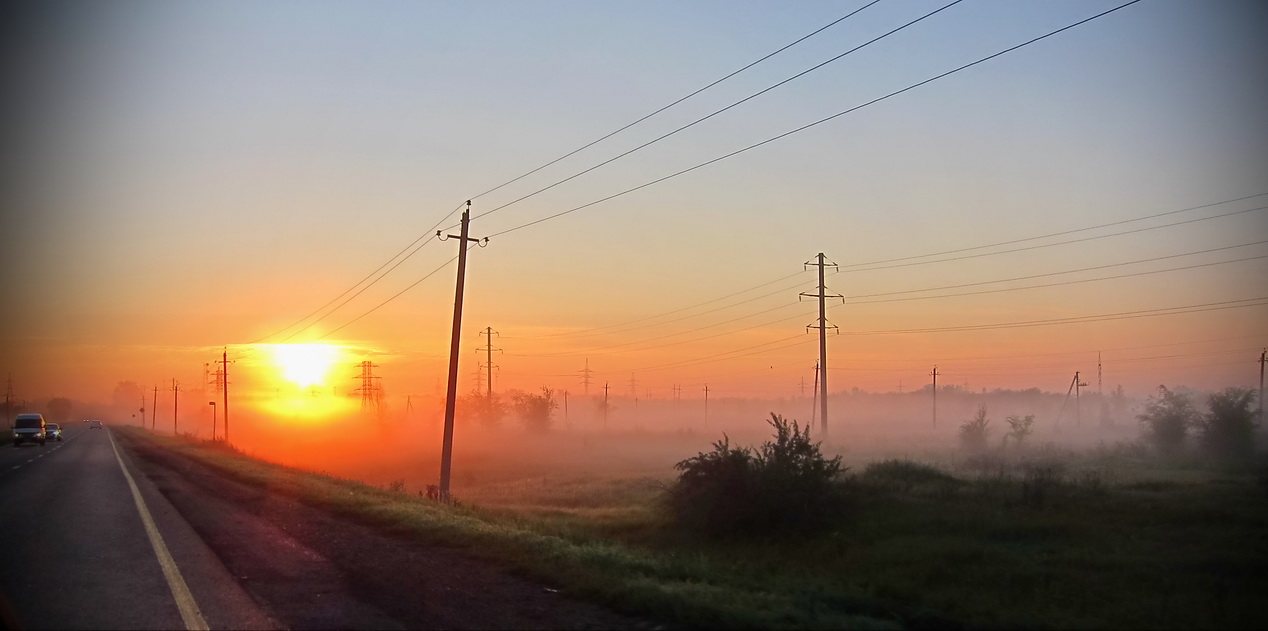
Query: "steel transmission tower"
800 253 842 436
353 360 383 415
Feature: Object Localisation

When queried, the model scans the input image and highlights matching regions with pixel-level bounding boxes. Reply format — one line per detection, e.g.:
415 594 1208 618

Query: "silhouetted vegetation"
1003 413 1036 448
512 387 557 433
1196 387 1258 461
667 413 845 536
959 404 991 451
1137 386 1199 457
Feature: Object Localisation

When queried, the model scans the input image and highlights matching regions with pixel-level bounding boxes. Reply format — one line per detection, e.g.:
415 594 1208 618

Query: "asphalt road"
0 423 276 630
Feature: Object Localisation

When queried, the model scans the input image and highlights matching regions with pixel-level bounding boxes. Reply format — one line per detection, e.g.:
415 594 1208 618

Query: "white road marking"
107 429 210 631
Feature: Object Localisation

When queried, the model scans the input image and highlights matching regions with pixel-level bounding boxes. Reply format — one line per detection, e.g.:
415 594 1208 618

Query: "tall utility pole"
1098 351 1105 425
152 385 158 430
477 327 500 398
219 348 230 442
603 381 609 430
1258 348 1266 426
1074 371 1089 427
931 365 940 428
811 360 820 426
579 359 593 396
170 379 180 435
801 253 841 436
704 384 710 424
437 202 487 502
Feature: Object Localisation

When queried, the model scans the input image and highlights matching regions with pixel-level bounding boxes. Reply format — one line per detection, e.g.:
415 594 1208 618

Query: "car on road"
12 413 47 447
46 423 63 441
89 420 103 430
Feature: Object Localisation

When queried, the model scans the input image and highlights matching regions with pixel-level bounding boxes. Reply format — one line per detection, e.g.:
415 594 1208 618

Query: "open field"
116 424 1268 629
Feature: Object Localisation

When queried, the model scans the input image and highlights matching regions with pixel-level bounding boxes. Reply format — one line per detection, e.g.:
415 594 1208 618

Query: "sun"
269 343 342 389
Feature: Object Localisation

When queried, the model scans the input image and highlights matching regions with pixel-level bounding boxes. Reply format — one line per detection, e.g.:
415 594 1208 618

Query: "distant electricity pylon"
476 327 501 398
800 253 842 437
579 359 593 396
353 360 383 416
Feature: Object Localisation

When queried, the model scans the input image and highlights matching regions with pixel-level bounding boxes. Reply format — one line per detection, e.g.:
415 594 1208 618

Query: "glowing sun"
269 343 342 389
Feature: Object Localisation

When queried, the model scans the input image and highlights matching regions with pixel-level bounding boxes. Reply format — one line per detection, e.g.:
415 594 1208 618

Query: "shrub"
959 405 991 451
1196 387 1257 461
512 387 556 433
667 413 846 536
1003 414 1035 448
1137 386 1199 457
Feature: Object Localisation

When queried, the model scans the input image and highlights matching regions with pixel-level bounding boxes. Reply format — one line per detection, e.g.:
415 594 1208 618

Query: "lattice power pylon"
353 360 383 417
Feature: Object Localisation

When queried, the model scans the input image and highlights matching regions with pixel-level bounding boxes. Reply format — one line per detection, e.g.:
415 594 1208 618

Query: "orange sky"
2 1 1266 419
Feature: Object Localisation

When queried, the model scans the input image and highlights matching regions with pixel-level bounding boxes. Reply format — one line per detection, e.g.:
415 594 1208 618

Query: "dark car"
89 420 103 430
12 413 47 447
46 423 63 441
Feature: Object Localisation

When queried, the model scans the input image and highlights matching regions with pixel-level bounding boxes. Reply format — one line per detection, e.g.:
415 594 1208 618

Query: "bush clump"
667 413 846 536
1137 385 1199 457
959 405 991 451
1196 387 1258 461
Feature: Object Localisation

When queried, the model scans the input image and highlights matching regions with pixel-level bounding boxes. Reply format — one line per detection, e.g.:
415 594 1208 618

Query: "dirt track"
121 435 663 630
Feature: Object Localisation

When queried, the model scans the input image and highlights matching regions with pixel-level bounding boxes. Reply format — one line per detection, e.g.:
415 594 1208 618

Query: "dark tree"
1196 387 1257 461
1137 386 1199 457
513 387 556 433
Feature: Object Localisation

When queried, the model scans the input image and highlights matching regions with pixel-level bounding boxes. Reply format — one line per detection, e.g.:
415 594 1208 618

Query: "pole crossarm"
438 201 489 502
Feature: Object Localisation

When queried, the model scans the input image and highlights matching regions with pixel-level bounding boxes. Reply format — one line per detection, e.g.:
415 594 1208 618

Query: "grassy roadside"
115 426 1268 629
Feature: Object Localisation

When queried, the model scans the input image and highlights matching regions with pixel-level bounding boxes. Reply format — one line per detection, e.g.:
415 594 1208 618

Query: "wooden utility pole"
478 327 500 398
603 381 609 430
1074 371 1089 427
438 202 486 502
704 384 710 424
152 385 158 430
931 365 939 429
218 348 231 442
170 379 180 435
811 360 819 427
801 253 840 436
1259 348 1265 426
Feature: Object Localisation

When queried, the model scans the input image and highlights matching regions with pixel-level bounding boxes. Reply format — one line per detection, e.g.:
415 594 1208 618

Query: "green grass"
117 427 1268 629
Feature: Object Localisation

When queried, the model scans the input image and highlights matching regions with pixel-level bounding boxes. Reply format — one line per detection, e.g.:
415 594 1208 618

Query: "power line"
523 270 809 339
466 0 963 225
483 0 1144 239
845 241 1267 300
314 253 460 341
850 254 1267 305
838 297 1268 335
837 205 1267 274
837 193 1267 270
251 202 465 344
464 0 884 204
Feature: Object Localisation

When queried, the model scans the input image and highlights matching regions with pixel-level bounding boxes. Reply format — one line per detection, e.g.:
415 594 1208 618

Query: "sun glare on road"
269 343 342 389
